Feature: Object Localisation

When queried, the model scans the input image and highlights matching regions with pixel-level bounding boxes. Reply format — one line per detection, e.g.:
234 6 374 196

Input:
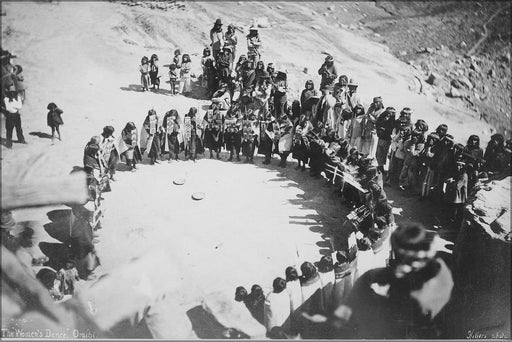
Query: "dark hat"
390 223 437 261
47 102 57 110
215 18 222 26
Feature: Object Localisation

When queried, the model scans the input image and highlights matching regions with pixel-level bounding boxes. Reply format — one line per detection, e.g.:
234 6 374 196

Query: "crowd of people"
2 15 512 339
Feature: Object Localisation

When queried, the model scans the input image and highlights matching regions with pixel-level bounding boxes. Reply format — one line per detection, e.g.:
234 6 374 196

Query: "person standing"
317 55 338 90
179 54 192 96
315 85 336 128
375 107 396 177
246 27 262 64
168 64 179 95
263 277 291 334
149 54 160 90
2 87 26 148
99 126 119 181
203 104 223 159
119 122 142 171
184 107 203 162
300 80 319 116
46 102 64 143
200 47 214 88
346 78 362 111
347 104 365 151
139 56 150 92
361 97 384 158
277 114 294 167
210 19 224 61
141 109 161 165
273 71 288 118
224 108 242 161
224 24 238 69
399 129 425 192
292 114 313 170
162 110 182 162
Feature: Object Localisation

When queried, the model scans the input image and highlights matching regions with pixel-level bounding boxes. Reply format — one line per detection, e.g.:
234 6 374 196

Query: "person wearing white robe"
264 277 291 334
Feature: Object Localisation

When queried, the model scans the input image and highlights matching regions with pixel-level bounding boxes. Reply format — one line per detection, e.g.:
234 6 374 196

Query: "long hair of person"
353 104 365 117
467 134 480 149
285 266 299 281
182 54 190 64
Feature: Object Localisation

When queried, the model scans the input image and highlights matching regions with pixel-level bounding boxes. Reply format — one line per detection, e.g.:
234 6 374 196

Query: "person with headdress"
386 108 413 185
210 19 224 61
318 55 338 90
119 122 142 171
332 223 453 339
149 54 160 90
264 277 292 334
2 85 25 148
224 106 242 161
139 56 150 92
399 129 426 192
483 133 505 173
203 103 224 159
162 109 182 162
292 114 313 170
246 27 262 64
347 104 365 151
46 102 64 143
361 96 384 158
183 107 203 161
225 24 238 69
179 54 192 96
277 114 294 167
99 126 119 181
375 107 396 176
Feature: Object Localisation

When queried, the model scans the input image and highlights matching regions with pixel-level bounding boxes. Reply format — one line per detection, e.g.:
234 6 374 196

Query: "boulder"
253 17 271 28
450 177 511 338
426 72 440 85
449 86 462 98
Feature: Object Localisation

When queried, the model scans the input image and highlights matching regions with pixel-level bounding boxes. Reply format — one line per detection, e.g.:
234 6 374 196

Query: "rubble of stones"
118 0 186 11
406 45 511 120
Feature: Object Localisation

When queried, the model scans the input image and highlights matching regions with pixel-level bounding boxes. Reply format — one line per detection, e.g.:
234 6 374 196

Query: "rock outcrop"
450 176 511 338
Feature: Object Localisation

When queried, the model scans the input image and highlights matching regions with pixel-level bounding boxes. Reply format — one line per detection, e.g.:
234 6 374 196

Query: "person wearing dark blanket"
162 109 182 162
224 107 242 161
259 116 276 165
292 114 313 170
149 54 160 90
318 55 338 90
46 102 64 143
245 284 265 324
83 136 101 177
141 109 161 165
184 107 203 162
203 104 223 159
273 71 288 118
120 122 142 171
241 111 258 163
331 223 453 339
99 126 119 181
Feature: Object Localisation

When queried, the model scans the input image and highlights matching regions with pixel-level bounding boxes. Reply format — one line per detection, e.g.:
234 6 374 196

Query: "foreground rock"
450 176 511 338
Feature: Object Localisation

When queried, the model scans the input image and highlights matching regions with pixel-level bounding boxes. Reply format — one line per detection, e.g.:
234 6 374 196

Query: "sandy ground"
1 1 477 337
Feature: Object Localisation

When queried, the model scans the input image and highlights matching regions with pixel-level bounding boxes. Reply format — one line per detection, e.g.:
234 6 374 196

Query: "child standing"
179 54 192 96
168 64 178 95
173 48 182 69
139 56 150 91
46 102 63 143
57 261 79 296
149 54 160 90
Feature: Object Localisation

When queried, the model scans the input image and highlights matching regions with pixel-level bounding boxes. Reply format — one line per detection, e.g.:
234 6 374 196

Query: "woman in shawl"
99 126 119 181
183 107 203 161
46 102 64 143
139 56 150 92
120 122 142 171
224 106 242 161
140 109 161 165
264 277 291 334
162 109 182 162
347 104 365 151
203 104 223 159
360 96 384 157
300 80 318 116
292 114 313 171
179 54 192 96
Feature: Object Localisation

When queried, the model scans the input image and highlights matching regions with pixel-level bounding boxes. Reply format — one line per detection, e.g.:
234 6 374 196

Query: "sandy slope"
1 1 481 336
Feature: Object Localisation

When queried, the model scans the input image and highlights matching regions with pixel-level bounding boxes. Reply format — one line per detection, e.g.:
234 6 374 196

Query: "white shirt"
4 95 22 114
